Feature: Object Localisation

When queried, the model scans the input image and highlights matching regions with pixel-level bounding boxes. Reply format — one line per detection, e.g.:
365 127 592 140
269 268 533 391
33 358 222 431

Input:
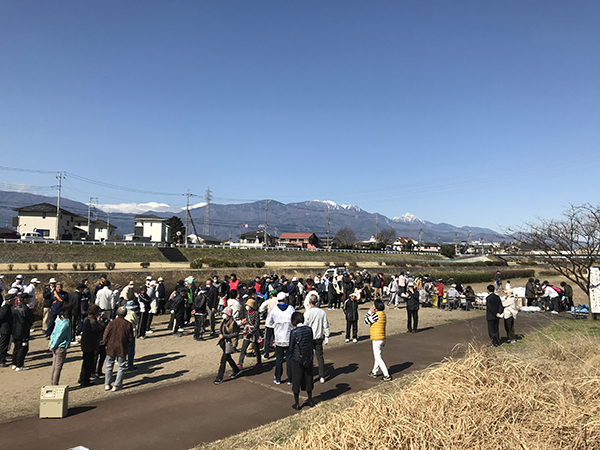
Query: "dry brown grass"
258 336 600 450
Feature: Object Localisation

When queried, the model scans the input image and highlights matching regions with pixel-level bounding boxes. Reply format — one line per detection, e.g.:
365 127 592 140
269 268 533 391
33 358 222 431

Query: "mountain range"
0 191 506 243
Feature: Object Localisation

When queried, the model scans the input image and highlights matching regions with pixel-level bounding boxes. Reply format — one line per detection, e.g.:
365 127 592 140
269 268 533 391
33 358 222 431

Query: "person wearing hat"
137 285 151 339
45 282 69 338
11 291 35 370
12 274 25 293
23 278 40 311
103 307 134 392
237 297 261 369
405 281 420 333
214 306 241 384
0 291 15 367
266 292 296 385
259 289 280 359
120 281 135 304
42 278 57 332
79 304 105 386
156 277 166 315
124 300 139 370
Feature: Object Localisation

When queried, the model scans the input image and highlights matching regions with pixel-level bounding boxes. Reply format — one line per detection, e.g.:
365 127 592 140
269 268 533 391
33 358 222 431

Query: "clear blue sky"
1 1 599 233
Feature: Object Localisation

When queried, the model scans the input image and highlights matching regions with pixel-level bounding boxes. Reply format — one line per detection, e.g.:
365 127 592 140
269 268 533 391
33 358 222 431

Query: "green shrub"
105 262 116 270
7 264 13 271
428 269 535 285
28 264 38 270
140 262 150 269
73 263 78 270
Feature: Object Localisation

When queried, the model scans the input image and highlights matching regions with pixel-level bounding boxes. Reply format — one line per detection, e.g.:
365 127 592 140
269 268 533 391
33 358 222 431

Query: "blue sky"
1 1 599 233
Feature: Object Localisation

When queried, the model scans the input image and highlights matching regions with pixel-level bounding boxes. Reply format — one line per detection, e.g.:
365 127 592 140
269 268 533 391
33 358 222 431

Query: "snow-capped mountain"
299 200 364 213
393 213 425 224
97 201 207 215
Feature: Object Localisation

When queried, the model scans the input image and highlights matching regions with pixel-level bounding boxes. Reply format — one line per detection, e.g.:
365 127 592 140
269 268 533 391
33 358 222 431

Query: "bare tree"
516 204 600 319
376 228 397 246
334 227 357 249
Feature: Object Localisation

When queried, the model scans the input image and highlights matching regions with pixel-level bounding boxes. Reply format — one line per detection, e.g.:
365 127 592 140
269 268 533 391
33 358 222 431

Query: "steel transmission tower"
203 187 212 236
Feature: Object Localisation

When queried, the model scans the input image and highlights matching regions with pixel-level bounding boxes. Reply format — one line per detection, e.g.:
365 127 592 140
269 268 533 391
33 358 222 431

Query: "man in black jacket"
207 279 219 337
171 288 187 337
525 278 536 307
486 285 504 347
192 286 208 341
406 281 420 333
0 292 15 367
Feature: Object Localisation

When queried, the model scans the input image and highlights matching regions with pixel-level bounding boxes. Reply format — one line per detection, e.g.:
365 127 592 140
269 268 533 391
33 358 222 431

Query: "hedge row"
384 260 508 268
190 258 266 269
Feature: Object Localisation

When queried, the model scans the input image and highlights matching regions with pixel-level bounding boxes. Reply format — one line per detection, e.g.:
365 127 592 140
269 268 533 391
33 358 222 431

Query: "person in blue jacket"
49 306 72 385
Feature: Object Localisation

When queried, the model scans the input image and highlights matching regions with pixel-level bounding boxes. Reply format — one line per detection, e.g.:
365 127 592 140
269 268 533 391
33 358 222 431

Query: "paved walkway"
1 313 560 450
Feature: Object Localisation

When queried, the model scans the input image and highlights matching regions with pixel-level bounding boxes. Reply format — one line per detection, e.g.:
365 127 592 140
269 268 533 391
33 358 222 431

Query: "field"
197 320 600 450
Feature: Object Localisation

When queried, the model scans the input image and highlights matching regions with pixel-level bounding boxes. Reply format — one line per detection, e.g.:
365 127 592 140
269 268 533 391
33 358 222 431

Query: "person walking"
48 307 72 385
103 307 134 392
388 275 399 308
365 299 392 381
171 287 187 337
289 312 315 410
486 285 504 347
79 304 105 386
343 292 359 343
405 281 420 333
213 306 241 384
237 298 261 369
304 292 330 383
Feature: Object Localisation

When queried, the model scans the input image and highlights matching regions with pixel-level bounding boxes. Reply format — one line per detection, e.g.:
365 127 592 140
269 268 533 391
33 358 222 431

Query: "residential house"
278 232 319 249
187 234 221 245
124 214 171 243
231 230 276 248
391 237 415 252
13 203 78 240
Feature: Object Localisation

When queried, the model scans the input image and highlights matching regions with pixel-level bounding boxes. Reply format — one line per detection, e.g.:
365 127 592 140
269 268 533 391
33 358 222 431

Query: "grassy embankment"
197 320 600 450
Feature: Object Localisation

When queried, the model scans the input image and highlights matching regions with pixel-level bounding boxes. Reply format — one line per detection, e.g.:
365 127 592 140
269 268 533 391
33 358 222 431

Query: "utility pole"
454 229 458 256
55 172 63 240
184 190 190 246
418 225 422 251
326 209 331 250
204 187 212 236
375 215 378 240
264 199 269 247
107 212 111 240
87 196 98 241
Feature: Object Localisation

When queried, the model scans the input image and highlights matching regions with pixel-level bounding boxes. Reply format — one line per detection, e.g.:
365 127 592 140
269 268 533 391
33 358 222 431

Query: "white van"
20 232 46 243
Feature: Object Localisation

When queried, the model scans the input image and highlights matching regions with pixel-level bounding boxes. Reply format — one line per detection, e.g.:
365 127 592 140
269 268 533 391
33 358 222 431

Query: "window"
42 212 46 219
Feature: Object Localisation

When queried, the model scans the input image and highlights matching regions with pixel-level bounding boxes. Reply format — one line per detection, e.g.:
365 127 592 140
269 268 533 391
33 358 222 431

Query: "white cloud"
98 202 178 214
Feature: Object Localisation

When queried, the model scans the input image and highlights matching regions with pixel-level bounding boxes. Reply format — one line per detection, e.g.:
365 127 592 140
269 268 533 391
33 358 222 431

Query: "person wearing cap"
124 300 140 370
213 306 241 384
237 297 261 369
0 292 15 367
79 304 105 386
137 285 151 339
12 274 25 293
45 282 69 338
23 278 40 311
48 304 72 385
146 280 159 334
94 274 108 296
156 277 166 315
103 307 134 392
446 284 460 311
405 281 420 333
266 292 296 385
42 278 57 332
11 291 35 370
259 289 279 358
120 281 136 304
343 292 359 343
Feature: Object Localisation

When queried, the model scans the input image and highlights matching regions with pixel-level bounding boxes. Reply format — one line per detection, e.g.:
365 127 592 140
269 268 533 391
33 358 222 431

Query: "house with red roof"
278 232 319 249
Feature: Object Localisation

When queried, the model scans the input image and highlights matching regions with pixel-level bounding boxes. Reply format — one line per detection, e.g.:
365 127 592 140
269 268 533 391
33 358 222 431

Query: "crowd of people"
0 269 569 409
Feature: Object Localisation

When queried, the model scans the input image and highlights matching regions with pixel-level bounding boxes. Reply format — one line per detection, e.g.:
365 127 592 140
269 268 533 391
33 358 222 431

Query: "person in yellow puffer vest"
364 299 392 381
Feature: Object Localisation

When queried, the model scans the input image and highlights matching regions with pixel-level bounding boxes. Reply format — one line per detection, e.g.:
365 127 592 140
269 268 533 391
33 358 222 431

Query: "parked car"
324 265 347 279
0 227 19 239
20 232 46 243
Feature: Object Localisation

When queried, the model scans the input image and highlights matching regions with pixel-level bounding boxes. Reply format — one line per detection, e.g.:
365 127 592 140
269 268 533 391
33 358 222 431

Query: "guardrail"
0 238 441 256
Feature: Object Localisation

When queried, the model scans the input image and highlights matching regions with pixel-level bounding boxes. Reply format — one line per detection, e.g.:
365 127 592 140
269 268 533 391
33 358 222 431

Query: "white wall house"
13 203 77 240
124 214 171 243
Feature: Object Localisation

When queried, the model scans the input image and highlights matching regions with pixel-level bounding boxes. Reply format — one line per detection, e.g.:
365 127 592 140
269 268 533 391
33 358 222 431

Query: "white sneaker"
105 385 112 391
146 330 154 334
320 377 325 384
71 341 80 345
177 328 184 332
345 339 349 343
551 311 559 315
111 386 122 392
15 366 29 371
353 339 357 343
11 365 17 370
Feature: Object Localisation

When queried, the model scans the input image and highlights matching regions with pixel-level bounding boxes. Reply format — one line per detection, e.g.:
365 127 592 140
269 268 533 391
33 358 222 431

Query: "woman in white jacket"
502 289 518 343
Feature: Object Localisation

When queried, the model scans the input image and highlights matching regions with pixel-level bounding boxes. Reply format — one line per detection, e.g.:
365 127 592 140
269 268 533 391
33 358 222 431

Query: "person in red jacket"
437 280 444 310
